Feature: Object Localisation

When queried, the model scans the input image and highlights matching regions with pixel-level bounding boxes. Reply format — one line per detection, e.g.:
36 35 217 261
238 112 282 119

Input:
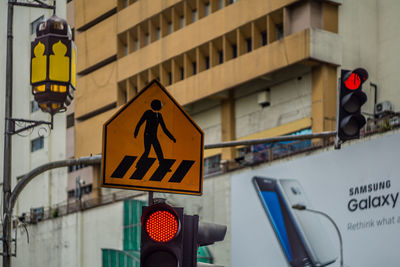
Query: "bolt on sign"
101 80 204 195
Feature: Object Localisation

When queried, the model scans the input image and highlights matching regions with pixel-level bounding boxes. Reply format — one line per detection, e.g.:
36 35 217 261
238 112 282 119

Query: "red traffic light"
344 73 361 90
145 210 179 242
142 203 181 243
343 68 369 90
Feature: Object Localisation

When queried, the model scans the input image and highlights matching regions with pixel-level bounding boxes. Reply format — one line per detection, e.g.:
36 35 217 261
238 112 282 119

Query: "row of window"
67 184 93 199
68 163 87 173
117 9 284 105
117 0 238 58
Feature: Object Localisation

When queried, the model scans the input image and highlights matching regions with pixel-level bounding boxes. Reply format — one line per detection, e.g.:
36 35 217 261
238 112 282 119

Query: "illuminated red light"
344 73 361 90
145 210 179 242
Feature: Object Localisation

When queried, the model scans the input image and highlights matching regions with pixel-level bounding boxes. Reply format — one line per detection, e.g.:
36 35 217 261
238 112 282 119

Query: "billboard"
231 131 400 267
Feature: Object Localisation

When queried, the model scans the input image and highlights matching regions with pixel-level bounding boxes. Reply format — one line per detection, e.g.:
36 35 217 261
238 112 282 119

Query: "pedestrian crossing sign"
101 80 204 195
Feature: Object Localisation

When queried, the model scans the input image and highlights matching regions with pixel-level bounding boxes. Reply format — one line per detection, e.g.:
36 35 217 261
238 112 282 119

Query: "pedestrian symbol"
134 99 176 164
101 80 204 195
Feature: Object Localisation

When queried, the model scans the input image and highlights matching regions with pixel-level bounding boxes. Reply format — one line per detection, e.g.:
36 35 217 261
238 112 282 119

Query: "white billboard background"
231 131 400 267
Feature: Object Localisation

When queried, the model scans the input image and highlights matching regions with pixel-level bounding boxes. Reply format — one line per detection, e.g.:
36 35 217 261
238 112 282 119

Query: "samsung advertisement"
231 131 400 267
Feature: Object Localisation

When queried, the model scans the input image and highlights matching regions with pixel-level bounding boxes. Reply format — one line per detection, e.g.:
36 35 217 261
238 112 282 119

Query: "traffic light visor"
144 207 180 242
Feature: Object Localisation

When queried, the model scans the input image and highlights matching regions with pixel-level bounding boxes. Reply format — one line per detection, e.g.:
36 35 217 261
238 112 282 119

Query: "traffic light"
141 202 184 267
141 202 227 267
337 68 368 143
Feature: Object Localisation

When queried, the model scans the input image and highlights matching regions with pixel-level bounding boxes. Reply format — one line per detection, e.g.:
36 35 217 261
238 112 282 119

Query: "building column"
221 92 236 161
311 64 337 143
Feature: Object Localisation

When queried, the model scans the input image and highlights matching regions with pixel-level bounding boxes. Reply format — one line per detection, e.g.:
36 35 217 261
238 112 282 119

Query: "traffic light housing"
337 68 368 142
141 203 184 267
141 202 227 267
183 215 227 266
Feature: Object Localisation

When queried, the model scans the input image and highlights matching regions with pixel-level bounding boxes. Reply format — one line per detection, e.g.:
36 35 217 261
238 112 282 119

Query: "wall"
13 202 123 267
235 73 312 139
339 0 400 114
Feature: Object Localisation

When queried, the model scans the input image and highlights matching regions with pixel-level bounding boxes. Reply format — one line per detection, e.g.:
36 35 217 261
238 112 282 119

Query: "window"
232 44 237 58
205 56 210 69
145 33 150 45
123 200 146 251
68 184 92 199
156 28 161 40
31 100 39 113
204 154 221 175
31 15 44 35
261 31 267 46
192 9 198 22
179 16 185 29
167 22 173 34
134 39 139 51
31 136 44 152
168 72 172 85
246 38 252 53
67 113 75 128
218 50 224 64
122 90 127 103
277 23 284 40
68 163 87 173
180 67 184 80
192 62 197 75
218 0 223 9
205 3 210 16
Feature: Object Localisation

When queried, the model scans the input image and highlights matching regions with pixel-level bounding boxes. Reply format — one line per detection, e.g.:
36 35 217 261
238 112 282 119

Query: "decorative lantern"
30 15 76 115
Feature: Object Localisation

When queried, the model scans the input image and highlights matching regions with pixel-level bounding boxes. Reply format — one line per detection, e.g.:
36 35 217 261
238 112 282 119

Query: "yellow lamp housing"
30 15 76 115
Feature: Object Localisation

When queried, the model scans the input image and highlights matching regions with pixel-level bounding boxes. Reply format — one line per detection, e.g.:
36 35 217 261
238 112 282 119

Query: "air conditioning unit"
375 101 392 116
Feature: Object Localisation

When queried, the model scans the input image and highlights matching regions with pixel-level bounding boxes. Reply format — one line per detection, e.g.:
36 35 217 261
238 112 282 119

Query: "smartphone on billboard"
279 179 337 267
253 176 337 267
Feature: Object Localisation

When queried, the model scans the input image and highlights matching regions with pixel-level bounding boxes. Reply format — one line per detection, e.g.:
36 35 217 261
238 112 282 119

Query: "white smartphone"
279 179 337 267
253 176 313 267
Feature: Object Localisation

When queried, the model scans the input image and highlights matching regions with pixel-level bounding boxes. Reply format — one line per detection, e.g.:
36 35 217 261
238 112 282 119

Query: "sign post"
101 80 204 195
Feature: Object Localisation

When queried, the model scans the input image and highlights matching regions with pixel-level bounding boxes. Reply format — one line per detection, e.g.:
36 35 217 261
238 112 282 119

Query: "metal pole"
9 155 102 215
8 132 337 215
3 1 15 265
204 131 336 149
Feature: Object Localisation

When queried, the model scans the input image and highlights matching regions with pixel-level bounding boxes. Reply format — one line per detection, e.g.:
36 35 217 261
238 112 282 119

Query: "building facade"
2 0 400 266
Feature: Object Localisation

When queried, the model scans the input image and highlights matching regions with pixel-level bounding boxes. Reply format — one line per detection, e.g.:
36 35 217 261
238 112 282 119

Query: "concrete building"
2 0 400 266
0 1 68 225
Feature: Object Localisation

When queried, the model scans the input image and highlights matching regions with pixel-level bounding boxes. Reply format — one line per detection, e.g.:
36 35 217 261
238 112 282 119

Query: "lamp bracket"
9 0 56 12
6 117 53 136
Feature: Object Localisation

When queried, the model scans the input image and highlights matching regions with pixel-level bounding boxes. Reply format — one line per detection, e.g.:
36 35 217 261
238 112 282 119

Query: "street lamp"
292 204 344 267
3 1 74 266
31 15 76 116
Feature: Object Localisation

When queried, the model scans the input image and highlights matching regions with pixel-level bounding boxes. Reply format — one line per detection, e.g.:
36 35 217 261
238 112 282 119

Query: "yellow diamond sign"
101 80 204 195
